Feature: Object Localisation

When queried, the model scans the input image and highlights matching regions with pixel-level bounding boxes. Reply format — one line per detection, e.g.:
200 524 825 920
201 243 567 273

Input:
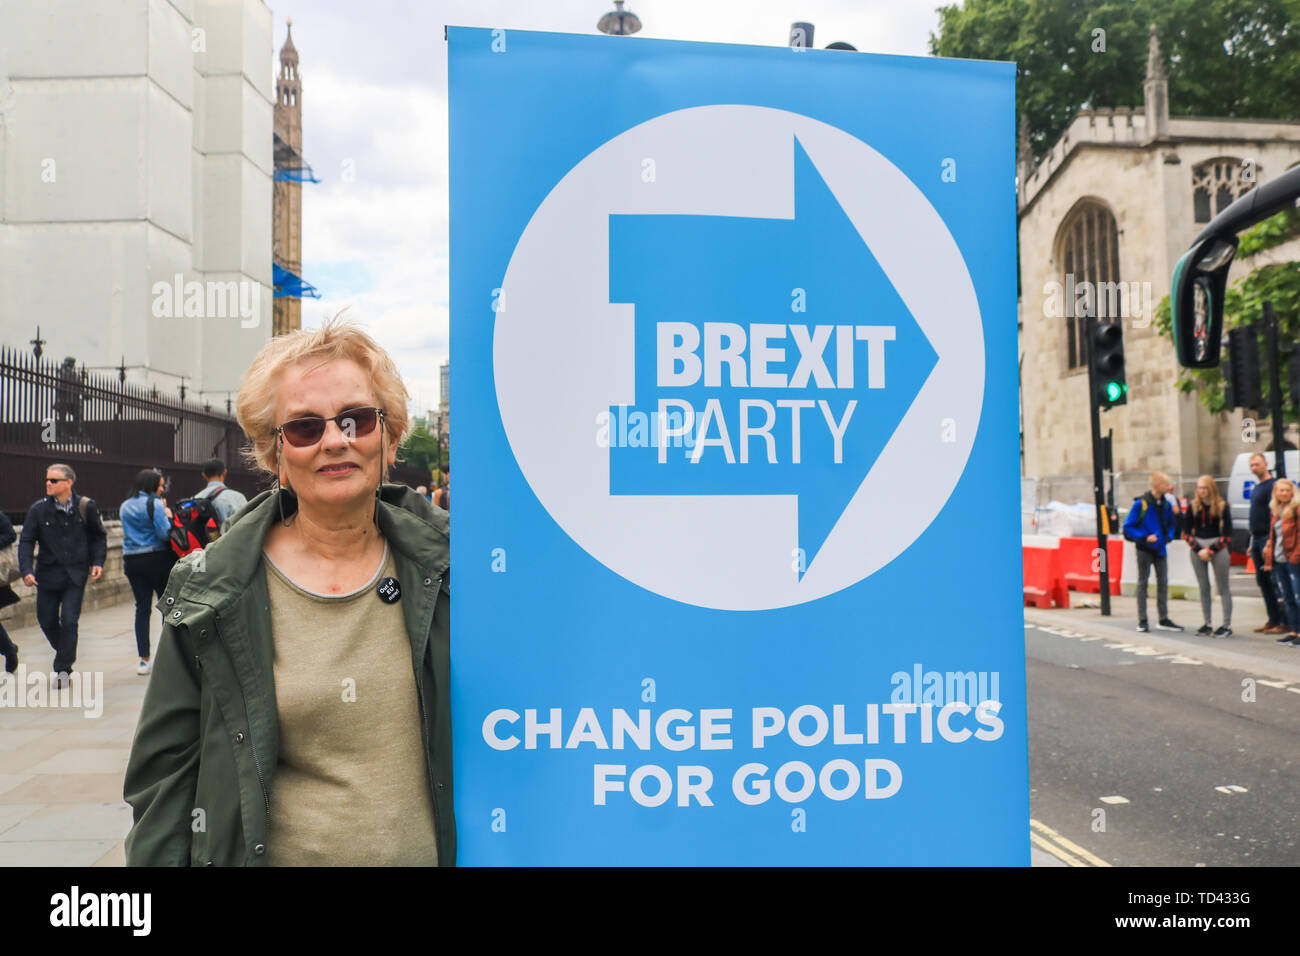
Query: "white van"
1226 450 1300 552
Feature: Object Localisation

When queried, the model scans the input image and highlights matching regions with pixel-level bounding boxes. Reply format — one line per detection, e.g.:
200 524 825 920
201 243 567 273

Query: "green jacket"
123 484 454 866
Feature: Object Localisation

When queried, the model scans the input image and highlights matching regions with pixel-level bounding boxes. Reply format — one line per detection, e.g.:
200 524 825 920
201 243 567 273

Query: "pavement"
0 599 147 866
0 563 1291 867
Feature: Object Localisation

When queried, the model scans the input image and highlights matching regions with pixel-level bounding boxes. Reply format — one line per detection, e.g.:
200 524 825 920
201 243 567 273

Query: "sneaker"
1156 619 1184 632
137 659 152 676
1214 626 1232 638
1136 622 1150 633
1276 634 1296 644
1196 624 1213 636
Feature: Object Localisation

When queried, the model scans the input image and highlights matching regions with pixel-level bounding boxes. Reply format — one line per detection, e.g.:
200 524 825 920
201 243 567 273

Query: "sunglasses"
45 478 68 484
275 406 385 448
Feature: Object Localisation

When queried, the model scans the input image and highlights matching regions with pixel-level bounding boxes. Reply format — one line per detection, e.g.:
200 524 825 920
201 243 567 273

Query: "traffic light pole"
1085 315 1112 615
1265 301 1287 480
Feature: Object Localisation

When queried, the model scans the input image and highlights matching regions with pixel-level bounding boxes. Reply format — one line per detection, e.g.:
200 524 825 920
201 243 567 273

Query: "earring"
276 434 291 527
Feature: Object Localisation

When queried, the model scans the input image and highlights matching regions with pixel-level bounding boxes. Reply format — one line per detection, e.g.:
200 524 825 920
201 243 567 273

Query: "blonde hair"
235 317 411 475
1272 478 1299 520
1193 474 1225 519
1150 471 1171 491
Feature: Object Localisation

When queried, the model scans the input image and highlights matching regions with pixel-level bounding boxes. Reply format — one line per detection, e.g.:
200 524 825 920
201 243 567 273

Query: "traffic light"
1225 324 1262 409
1090 320 1127 409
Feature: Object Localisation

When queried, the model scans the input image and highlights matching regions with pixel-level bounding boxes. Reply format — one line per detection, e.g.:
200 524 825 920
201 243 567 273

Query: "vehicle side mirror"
1171 237 1236 368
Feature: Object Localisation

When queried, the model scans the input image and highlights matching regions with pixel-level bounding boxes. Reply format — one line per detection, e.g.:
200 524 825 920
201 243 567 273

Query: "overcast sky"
280 1 947 415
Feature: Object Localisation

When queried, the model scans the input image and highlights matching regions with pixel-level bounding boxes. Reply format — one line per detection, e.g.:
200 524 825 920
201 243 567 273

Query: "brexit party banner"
448 27 1022 865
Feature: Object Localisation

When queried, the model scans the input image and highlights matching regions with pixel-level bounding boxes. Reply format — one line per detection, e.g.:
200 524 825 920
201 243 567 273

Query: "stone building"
0 0 275 398
1018 26 1300 489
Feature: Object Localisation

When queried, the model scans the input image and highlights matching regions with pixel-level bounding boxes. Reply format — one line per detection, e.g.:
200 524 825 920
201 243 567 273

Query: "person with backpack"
120 469 177 676
17 463 107 684
192 459 248 537
1122 471 1184 634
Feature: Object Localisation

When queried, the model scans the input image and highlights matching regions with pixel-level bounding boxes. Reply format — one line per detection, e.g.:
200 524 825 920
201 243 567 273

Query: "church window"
1056 201 1120 370
1192 158 1252 224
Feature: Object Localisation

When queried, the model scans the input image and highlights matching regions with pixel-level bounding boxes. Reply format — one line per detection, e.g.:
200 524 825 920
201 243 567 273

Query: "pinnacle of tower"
280 19 298 66
1145 24 1165 83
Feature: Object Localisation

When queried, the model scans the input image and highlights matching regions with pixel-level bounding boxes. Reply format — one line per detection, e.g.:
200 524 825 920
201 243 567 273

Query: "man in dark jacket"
1123 471 1183 634
18 464 107 679
1247 453 1287 634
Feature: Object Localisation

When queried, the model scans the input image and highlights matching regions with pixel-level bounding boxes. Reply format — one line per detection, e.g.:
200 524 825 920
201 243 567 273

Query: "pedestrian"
17 464 107 684
1246 452 1288 634
1123 471 1183 633
433 466 450 512
119 469 177 676
1184 475 1233 637
1262 478 1300 645
124 319 454 866
193 458 248 537
0 510 21 673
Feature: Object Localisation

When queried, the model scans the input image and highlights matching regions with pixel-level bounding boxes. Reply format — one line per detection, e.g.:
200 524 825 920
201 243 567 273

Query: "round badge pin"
376 577 401 604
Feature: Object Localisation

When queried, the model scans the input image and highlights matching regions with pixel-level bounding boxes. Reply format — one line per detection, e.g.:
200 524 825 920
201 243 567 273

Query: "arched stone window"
1192 158 1253 223
1055 200 1120 370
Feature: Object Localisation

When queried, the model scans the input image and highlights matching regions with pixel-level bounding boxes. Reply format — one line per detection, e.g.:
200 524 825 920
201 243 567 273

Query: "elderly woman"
123 321 453 866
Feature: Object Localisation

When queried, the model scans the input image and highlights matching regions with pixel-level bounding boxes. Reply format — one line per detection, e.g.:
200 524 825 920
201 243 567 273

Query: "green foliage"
931 0 1300 161
1237 208 1300 257
400 425 442 474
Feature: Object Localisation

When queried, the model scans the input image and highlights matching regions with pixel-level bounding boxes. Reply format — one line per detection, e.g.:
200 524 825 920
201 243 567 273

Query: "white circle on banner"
494 105 984 610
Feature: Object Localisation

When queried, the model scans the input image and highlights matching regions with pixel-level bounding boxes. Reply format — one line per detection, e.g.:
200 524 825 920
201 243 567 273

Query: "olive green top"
264 543 438 866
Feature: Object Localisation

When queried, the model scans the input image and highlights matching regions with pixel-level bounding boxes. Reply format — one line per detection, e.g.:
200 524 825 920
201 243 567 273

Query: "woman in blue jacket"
119 469 175 675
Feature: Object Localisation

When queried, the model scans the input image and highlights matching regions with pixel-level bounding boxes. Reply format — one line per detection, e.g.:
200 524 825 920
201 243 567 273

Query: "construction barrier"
1022 540 1069 609
1058 537 1124 595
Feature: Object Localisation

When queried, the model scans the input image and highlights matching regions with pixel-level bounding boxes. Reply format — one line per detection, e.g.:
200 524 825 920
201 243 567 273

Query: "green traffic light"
1105 381 1126 403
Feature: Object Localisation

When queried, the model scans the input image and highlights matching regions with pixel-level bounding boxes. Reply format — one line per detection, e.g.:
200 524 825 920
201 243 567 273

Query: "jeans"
1273 563 1300 634
1251 538 1284 625
1188 544 1232 627
35 584 86 674
1135 549 1168 624
124 550 174 659
0 622 16 665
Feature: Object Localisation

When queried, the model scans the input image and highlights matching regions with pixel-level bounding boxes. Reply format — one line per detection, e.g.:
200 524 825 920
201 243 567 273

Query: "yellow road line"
1030 830 1086 866
1030 817 1112 867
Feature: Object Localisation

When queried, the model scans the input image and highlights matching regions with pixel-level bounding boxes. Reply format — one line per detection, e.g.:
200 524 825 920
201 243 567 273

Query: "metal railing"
0 346 260 517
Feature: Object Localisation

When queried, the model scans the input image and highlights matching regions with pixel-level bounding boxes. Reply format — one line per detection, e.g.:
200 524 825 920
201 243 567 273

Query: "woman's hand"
1199 548 1212 562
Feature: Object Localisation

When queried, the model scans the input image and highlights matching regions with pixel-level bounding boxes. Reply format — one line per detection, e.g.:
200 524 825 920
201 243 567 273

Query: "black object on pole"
1085 314 1111 614
1264 301 1287 480
1225 323 1263 411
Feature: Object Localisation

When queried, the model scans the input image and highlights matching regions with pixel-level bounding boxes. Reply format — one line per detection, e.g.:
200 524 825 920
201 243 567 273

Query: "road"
1027 618 1300 866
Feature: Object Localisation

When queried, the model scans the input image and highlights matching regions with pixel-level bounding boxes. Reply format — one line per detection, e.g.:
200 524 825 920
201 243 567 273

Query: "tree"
931 0 1300 161
400 425 442 475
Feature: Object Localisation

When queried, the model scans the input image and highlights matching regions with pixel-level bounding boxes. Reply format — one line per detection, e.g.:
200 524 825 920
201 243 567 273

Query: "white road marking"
1214 785 1249 794
1099 795 1129 804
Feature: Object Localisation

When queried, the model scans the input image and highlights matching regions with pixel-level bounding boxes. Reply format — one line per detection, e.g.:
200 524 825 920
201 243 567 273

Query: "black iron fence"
0 347 435 521
0 346 261 519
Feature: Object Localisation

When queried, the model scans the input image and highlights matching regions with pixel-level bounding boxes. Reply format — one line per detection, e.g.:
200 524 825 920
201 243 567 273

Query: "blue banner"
449 26 1022 865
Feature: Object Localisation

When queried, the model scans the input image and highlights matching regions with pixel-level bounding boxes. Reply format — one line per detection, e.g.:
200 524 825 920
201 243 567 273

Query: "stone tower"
273 20 303 336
